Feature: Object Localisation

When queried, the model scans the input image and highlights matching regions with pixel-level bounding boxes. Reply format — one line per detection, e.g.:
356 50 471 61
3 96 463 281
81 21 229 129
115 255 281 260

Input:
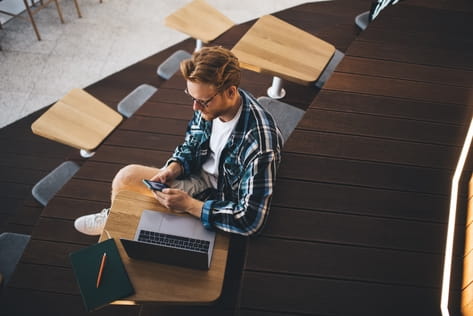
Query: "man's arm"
150 161 183 184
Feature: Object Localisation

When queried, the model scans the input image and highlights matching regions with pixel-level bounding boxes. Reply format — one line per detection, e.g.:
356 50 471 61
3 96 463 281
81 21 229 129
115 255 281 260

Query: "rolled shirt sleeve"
200 150 279 236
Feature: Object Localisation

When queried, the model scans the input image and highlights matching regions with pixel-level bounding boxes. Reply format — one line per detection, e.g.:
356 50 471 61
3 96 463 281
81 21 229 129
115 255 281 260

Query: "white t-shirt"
202 105 243 188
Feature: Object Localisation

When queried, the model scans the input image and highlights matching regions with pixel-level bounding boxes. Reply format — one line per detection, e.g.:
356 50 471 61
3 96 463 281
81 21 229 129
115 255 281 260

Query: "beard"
200 109 227 121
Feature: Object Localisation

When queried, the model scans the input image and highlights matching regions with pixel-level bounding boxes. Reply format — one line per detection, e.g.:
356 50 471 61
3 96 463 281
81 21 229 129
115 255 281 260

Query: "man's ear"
226 85 237 98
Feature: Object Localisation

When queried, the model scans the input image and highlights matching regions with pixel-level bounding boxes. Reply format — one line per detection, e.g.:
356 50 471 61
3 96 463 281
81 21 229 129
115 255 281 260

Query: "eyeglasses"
184 88 219 108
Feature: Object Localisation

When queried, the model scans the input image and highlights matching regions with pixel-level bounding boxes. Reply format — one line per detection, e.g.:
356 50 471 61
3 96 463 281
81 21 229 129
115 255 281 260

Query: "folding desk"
165 0 234 51
99 190 230 304
31 88 123 157
232 15 335 98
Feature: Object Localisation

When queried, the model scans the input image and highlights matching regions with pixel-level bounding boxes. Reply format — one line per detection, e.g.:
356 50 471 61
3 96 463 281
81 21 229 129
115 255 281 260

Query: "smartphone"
142 179 169 192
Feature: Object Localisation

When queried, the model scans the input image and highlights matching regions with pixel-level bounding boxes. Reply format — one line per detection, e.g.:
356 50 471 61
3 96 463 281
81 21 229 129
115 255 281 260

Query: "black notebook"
70 238 134 311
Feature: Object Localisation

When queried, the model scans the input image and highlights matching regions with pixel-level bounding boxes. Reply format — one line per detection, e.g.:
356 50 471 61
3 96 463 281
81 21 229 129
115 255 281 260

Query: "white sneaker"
74 208 110 236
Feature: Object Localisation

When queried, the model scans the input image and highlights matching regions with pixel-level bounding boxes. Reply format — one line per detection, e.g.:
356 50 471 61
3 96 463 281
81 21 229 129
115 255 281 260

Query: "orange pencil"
96 252 107 288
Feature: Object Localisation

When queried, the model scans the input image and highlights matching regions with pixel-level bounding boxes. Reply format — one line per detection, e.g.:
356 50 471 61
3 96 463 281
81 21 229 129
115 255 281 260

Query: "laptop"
120 210 216 270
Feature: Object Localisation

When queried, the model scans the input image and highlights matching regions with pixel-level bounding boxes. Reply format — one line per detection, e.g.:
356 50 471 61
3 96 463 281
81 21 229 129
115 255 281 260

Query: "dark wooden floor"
1 0 473 315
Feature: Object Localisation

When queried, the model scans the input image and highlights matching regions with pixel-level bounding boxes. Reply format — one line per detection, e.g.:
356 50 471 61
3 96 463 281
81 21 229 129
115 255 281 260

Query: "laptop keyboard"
138 230 210 253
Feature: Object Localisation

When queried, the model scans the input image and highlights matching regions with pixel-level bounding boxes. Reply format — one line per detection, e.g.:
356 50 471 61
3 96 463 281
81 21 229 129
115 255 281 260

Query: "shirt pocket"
223 159 242 192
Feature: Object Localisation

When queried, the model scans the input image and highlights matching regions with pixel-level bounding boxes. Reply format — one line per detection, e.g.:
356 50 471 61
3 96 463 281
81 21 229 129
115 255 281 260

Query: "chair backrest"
31 161 80 206
355 11 370 31
117 84 158 118
157 50 192 80
0 232 31 287
257 97 305 144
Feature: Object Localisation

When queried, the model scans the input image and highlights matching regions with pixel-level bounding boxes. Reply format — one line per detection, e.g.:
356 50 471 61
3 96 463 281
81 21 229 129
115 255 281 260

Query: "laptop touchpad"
160 213 198 238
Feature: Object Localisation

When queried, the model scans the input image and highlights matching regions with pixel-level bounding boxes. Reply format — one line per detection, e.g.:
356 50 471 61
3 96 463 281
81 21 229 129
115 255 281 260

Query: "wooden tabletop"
231 14 335 85
99 190 230 304
164 0 234 43
31 88 123 152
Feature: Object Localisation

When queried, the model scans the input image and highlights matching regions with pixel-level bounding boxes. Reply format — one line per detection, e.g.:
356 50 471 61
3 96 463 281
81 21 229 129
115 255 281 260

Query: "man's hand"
153 188 204 219
150 162 182 184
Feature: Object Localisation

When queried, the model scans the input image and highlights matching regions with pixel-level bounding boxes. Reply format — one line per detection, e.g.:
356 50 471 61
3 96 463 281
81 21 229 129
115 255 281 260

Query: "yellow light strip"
441 116 473 316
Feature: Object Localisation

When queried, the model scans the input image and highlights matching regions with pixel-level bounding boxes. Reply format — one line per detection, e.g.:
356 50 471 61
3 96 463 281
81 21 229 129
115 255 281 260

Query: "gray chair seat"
32 161 80 206
0 233 30 288
117 84 158 118
157 50 192 80
257 97 305 144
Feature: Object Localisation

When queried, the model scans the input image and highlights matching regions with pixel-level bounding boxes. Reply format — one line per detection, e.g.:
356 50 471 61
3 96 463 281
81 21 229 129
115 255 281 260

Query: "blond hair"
180 46 241 91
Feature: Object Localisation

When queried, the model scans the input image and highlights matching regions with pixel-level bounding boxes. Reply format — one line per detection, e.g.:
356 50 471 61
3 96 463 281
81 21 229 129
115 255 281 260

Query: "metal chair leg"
52 0 65 24
72 0 82 18
23 0 41 40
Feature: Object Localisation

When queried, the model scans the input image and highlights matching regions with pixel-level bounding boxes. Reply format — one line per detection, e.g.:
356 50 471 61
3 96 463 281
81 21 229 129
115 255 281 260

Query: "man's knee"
112 164 144 191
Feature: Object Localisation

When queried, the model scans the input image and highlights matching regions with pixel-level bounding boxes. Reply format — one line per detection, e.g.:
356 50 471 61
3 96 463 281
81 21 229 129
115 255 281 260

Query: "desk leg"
80 149 95 158
195 39 203 51
267 76 286 99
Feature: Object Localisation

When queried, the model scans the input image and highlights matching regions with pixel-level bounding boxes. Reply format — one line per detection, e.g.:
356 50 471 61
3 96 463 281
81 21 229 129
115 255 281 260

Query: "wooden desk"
99 190 230 304
165 0 234 51
31 88 123 157
232 14 335 98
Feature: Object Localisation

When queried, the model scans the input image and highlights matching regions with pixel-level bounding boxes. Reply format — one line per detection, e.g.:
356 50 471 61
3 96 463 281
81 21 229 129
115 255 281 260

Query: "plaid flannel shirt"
167 89 282 236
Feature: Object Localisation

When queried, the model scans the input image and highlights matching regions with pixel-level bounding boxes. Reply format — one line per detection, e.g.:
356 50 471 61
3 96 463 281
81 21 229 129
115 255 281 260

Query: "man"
74 46 282 236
